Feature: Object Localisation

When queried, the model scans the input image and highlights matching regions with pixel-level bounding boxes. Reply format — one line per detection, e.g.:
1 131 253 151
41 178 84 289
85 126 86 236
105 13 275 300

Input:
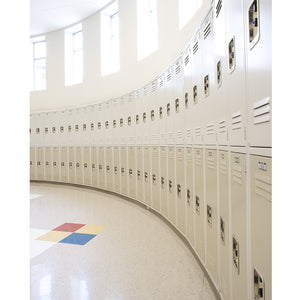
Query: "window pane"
73 31 83 52
34 41 46 59
111 13 119 37
34 58 46 90
73 50 83 84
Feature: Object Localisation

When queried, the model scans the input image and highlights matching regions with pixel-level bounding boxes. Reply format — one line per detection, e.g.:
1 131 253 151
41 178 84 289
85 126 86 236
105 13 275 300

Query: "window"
101 1 120 76
32 36 46 90
137 0 158 60
178 0 202 29
65 23 83 86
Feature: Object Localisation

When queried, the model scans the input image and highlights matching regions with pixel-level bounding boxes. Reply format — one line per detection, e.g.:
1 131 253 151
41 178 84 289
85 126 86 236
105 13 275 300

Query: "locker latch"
120 118 123 127
233 236 240 274
53 162 57 167
151 110 155 121
68 125 71 132
45 127 48 134
177 184 181 196
161 177 165 186
84 163 87 168
185 92 188 108
60 126 64 133
46 161 49 167
91 123 94 130
52 127 56 133
143 113 146 123
30 161 32 166
114 166 118 174
193 85 198 103
128 116 131 125
169 180 172 191
99 164 103 171
228 37 236 72
204 75 209 97
137 170 141 179
76 163 80 168
83 124 87 131
220 217 225 245
92 163 95 169
144 172 148 182
98 122 101 130
167 103 170 116
75 125 79 131
175 99 179 112
254 267 265 300
217 60 222 87
105 121 109 129
207 205 212 225
159 107 163 119
152 174 156 183
61 162 65 167
129 169 133 176
37 161 41 166
195 196 200 212
248 0 259 45
187 189 190 204
106 165 110 173
121 167 125 175
36 128 40 134
113 120 116 128
69 162 72 168
136 114 139 124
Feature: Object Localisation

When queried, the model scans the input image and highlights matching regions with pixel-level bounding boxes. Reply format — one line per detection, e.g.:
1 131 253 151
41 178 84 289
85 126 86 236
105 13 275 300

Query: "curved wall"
30 1 272 300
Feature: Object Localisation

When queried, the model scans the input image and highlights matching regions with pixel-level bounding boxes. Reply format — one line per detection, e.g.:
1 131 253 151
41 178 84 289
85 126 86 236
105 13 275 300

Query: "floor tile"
59 232 96 245
36 230 72 242
52 222 86 232
30 228 56 259
75 224 106 235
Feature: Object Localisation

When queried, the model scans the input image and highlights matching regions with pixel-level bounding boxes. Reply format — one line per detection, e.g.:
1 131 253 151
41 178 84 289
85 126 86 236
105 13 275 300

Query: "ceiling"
30 0 113 36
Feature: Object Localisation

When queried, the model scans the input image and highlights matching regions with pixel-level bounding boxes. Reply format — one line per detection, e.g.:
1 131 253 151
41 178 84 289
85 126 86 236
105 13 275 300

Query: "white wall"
30 0 211 112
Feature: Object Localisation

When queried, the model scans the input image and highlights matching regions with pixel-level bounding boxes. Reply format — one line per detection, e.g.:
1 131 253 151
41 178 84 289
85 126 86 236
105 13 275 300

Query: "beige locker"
137 145 144 203
91 146 98 187
60 146 68 183
45 147 52 181
106 146 113 191
98 146 105 189
36 147 43 180
176 147 186 234
186 147 194 245
120 145 128 196
168 147 176 225
194 148 205 262
68 146 75 184
75 146 83 185
128 145 136 199
250 155 272 300
30 147 36 180
113 146 120 193
143 146 151 206
205 149 218 283
231 152 247 300
160 146 168 217
83 146 91 186
151 146 160 211
219 150 230 300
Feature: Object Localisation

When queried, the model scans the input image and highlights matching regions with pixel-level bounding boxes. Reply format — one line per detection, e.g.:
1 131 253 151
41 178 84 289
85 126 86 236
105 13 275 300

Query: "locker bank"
30 0 272 299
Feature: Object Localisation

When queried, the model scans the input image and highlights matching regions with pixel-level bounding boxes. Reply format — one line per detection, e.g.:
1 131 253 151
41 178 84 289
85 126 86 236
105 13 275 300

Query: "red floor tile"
52 223 86 232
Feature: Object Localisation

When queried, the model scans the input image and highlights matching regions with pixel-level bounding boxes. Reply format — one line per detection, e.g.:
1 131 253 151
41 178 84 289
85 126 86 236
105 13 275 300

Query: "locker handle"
254 268 265 300
92 163 95 169
84 163 88 168
161 177 165 186
106 165 110 173
46 161 49 167
169 180 172 191
220 218 225 244
144 172 148 182
187 189 190 203
233 237 240 274
30 161 32 166
207 205 212 225
121 167 125 175
195 196 200 212
53 162 57 167
177 184 181 195
152 174 156 183
129 169 133 176
69 162 72 168
76 163 80 168
61 162 65 167
137 170 141 178
99 164 103 171
114 166 118 174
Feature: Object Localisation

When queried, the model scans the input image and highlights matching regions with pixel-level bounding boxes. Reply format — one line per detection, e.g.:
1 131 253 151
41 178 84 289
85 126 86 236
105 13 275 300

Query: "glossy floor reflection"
30 182 216 300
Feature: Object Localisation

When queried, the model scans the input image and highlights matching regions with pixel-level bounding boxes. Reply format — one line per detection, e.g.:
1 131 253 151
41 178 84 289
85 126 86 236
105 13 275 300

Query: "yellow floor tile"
75 224 106 235
36 231 72 242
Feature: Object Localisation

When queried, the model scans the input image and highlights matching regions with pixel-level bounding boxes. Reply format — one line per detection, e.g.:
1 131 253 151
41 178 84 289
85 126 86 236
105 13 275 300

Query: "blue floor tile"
59 232 96 245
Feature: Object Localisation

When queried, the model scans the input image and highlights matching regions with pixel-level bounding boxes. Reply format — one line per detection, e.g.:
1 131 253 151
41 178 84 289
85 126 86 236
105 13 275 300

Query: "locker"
36 147 44 180
43 112 52 147
157 74 167 145
205 149 219 283
112 99 120 145
165 66 175 144
194 148 205 262
219 150 230 300
45 147 52 181
91 146 98 187
68 146 75 184
231 152 247 300
66 109 76 146
151 146 160 211
143 145 151 206
60 146 68 183
30 114 37 146
176 147 186 234
113 146 120 193
149 79 159 145
141 84 151 145
51 112 59 147
160 146 168 217
81 107 90 146
104 101 113 145
58 110 68 146
75 146 83 185
98 146 105 189
83 146 91 186
246 0 272 148
186 147 194 245
120 145 128 196
96 104 105 146
90 106 98 145
30 147 36 180
136 145 144 202
127 93 136 145
135 89 143 145
168 146 176 225
128 145 136 199
105 146 113 191
250 155 272 300
74 108 82 146
119 96 127 145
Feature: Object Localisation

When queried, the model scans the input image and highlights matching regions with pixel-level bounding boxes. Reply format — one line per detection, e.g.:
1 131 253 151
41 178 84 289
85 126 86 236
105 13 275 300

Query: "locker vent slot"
167 72 172 82
193 41 199 54
194 127 202 138
193 85 198 103
220 217 225 244
254 268 265 300
98 122 101 129
232 112 242 130
218 120 226 133
228 37 236 72
232 163 243 185
143 87 148 96
249 0 260 46
185 92 189 108
204 22 211 39
233 237 240 274
204 75 209 96
186 129 192 142
151 82 156 93
185 55 189 65
255 173 271 201
216 0 222 18
175 64 181 74
206 124 214 136
217 60 222 87
152 135 158 144
159 79 164 87
253 97 271 125
176 131 184 143
207 205 212 225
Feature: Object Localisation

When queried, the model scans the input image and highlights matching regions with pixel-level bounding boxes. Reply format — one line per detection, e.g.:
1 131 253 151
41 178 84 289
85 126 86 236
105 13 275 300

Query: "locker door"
135 89 143 145
158 74 167 145
151 146 160 211
105 146 113 191
30 147 36 180
137 145 144 202
60 146 68 183
112 99 120 145
45 147 52 181
53 146 60 181
128 145 136 199
36 147 44 180
83 146 91 186
98 146 105 189
76 146 83 185
160 146 168 218
120 145 128 196
149 80 159 146
104 101 113 146
127 93 136 145
91 146 98 187
219 150 230 300
231 152 247 300
205 149 218 283
176 146 186 234
142 85 150 145
250 155 271 300
186 147 194 245
194 148 205 261
165 67 175 145
143 146 151 206
113 146 120 193
168 146 176 225
68 146 75 184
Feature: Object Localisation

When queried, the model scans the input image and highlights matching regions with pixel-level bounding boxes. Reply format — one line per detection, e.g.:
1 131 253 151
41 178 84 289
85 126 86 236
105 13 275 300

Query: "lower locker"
30 147 36 180
137 146 144 203
106 146 113 191
128 146 136 199
250 155 272 300
219 150 230 300
194 148 205 262
60 146 68 183
83 146 91 186
53 147 60 182
36 147 44 180
160 146 168 217
76 146 83 185
68 146 75 184
113 146 120 193
98 146 105 189
168 146 176 225
186 147 194 245
143 146 151 206
120 145 128 196
176 146 185 234
151 146 160 211
205 149 218 284
45 147 52 181
231 152 247 300
91 146 98 187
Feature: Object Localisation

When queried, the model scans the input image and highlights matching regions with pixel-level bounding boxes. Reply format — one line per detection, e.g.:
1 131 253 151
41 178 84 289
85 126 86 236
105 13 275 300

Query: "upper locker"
127 92 136 146
157 74 167 145
30 146 36 180
81 106 90 146
119 95 127 145
104 100 113 146
165 66 175 145
112 98 120 146
120 144 128 196
135 89 143 145
246 0 272 148
96 103 104 146
149 79 159 146
142 84 150 145
58 110 67 146
89 105 97 146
